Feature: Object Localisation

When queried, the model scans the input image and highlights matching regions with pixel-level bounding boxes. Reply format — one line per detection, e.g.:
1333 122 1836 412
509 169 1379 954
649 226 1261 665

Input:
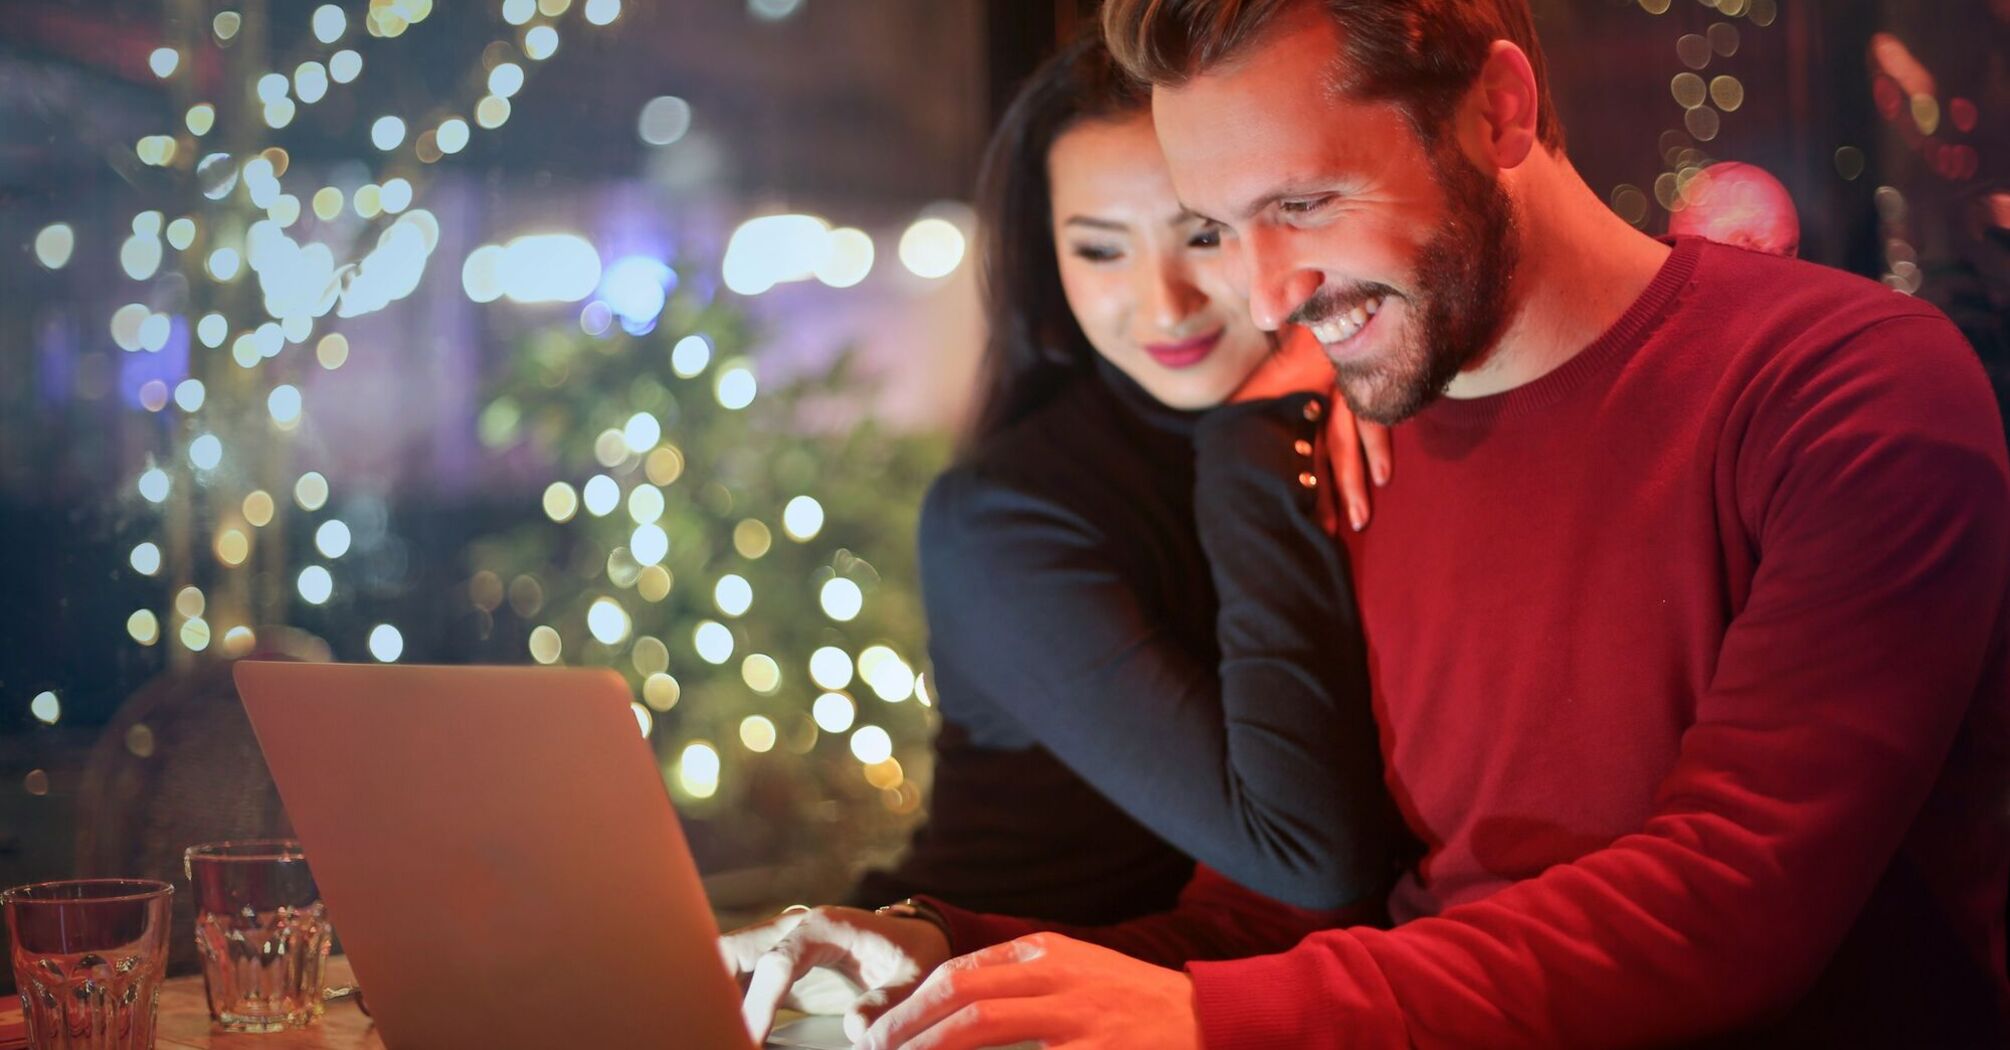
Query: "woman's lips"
1143 328 1224 370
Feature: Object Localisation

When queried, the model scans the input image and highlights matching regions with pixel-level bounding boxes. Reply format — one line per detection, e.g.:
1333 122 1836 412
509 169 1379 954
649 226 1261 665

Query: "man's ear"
1468 40 1540 171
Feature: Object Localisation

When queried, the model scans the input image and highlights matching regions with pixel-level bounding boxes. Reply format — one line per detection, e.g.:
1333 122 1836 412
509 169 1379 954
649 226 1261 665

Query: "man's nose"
1242 228 1319 331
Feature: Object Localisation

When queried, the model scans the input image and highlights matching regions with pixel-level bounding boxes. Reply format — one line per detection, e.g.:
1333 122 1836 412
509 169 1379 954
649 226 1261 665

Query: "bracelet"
875 897 953 946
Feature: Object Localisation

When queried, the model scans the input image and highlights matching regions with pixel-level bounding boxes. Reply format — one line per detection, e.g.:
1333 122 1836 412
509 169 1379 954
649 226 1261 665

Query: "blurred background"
1 0 2005 980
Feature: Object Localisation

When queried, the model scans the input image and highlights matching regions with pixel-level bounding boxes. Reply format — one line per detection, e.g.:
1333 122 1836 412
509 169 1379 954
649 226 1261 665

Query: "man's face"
1153 6 1520 423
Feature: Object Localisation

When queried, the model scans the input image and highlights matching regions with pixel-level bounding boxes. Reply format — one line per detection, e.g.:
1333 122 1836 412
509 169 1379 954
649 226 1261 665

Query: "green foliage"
464 277 947 854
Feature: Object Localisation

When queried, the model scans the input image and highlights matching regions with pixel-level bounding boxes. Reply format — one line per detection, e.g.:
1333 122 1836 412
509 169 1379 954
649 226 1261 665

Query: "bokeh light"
898 216 966 278
739 715 777 752
297 565 334 604
678 741 720 798
671 335 712 378
630 523 669 565
782 496 825 541
295 472 330 511
638 96 693 147
316 519 353 558
715 362 757 410
808 646 853 690
529 625 563 664
714 574 753 616
128 610 161 646
694 620 735 664
820 577 863 621
588 597 632 645
582 474 620 517
741 654 781 694
368 624 405 662
849 725 893 765
35 224 75 270
813 692 856 733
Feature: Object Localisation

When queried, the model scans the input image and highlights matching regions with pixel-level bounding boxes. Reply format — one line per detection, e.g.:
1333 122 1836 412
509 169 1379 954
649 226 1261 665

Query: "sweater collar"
1411 236 1702 430
1092 353 1204 439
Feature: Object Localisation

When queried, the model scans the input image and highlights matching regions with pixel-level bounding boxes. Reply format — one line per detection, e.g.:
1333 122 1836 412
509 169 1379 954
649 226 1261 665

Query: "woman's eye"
1070 244 1122 263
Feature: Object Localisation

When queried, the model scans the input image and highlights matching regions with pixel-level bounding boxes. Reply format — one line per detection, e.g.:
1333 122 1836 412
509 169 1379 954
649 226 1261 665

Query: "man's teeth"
1312 296 1384 345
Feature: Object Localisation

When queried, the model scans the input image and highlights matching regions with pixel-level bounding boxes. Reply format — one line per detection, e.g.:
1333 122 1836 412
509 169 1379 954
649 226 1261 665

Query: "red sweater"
926 239 2010 1046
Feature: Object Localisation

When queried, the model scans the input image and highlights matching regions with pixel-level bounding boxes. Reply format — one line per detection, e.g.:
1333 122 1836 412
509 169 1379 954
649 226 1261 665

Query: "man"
727 2 2010 1046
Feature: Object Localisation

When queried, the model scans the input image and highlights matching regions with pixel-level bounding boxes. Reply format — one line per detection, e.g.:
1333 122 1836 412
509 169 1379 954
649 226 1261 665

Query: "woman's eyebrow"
1063 215 1130 232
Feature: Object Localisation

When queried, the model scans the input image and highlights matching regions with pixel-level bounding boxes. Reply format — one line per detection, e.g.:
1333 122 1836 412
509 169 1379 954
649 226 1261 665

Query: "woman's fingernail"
1372 461 1389 486
1349 505 1367 532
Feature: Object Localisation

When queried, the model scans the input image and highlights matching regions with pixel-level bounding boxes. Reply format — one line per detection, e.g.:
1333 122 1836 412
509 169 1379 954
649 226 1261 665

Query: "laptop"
234 660 850 1050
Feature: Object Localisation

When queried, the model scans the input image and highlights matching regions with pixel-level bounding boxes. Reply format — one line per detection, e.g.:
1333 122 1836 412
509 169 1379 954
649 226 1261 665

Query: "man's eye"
1278 196 1333 216
1186 227 1221 249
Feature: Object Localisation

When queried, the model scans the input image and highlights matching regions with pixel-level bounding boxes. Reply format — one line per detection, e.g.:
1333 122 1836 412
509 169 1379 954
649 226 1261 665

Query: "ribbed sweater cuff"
1187 931 1408 1050
911 895 1044 957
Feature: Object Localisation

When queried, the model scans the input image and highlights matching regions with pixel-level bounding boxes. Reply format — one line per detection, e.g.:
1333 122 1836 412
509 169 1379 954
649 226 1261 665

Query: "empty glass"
182 840 331 1033
2 878 174 1050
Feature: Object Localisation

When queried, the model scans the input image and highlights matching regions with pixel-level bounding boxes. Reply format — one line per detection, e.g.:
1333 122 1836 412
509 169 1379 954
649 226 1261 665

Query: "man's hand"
859 932 1202 1050
1232 327 1393 533
718 905 952 1044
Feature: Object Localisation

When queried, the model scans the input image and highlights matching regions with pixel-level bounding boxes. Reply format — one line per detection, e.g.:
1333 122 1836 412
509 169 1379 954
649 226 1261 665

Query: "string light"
671 335 712 377
812 692 855 733
298 566 334 605
809 646 853 690
849 725 893 765
529 625 563 664
677 742 720 799
820 577 863 621
34 224 74 270
739 715 777 752
714 574 753 616
127 610 161 646
368 624 405 662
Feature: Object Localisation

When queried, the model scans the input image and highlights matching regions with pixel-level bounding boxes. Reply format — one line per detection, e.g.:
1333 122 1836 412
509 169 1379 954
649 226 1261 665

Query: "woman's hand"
1231 328 1393 533
719 904 952 1044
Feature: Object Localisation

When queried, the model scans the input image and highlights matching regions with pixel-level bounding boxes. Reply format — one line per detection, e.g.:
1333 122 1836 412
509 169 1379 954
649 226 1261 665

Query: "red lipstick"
1143 328 1224 370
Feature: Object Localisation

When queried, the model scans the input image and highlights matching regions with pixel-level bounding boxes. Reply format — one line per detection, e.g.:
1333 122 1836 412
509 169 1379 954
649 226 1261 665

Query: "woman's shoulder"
923 375 1126 557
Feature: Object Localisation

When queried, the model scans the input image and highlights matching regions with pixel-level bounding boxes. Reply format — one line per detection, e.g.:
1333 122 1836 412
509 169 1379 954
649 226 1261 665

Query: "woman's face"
1048 113 1274 410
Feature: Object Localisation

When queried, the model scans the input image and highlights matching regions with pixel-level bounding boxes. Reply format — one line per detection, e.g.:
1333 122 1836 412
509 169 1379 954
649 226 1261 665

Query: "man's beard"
1302 146 1520 424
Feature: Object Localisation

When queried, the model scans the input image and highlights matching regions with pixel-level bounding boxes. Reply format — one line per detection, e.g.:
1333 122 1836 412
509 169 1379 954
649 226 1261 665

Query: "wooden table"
155 957 383 1049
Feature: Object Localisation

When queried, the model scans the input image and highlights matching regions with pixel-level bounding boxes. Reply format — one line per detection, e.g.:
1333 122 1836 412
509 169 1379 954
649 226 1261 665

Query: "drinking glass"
2 878 174 1050
182 841 331 1033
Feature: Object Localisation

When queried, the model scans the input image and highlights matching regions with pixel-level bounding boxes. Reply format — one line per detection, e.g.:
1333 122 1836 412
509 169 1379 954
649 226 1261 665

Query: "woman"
848 30 1399 918
725 34 1402 1038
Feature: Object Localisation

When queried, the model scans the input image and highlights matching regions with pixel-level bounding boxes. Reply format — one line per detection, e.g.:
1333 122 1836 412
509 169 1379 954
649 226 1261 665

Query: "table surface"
156 957 383 1049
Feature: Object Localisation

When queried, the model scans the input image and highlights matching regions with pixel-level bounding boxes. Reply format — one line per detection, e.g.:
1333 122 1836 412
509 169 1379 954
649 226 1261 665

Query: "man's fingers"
880 998 1058 1050
1357 419 1393 487
861 939 1052 1050
843 979 923 1044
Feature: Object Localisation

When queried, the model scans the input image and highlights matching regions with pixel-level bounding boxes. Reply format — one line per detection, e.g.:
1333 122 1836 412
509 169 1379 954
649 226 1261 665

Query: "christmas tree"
463 275 946 903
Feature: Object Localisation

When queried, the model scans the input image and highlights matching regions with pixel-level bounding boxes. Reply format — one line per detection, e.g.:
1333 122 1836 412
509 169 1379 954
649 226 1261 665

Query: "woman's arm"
846 720 1194 924
921 392 1402 909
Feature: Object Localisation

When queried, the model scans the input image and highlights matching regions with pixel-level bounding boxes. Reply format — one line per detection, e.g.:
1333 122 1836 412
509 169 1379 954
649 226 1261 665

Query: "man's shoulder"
1684 240 1959 363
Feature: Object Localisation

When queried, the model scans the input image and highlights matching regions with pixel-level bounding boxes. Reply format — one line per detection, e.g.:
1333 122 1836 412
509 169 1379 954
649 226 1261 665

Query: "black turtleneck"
851 359 1402 917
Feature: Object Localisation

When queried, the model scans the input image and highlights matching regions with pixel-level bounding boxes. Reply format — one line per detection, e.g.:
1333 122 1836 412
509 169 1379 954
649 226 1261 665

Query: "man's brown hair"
1101 0 1566 152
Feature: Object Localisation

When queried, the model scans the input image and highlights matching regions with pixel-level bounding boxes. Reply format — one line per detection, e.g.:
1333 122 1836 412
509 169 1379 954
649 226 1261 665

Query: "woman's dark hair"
960 30 1150 458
